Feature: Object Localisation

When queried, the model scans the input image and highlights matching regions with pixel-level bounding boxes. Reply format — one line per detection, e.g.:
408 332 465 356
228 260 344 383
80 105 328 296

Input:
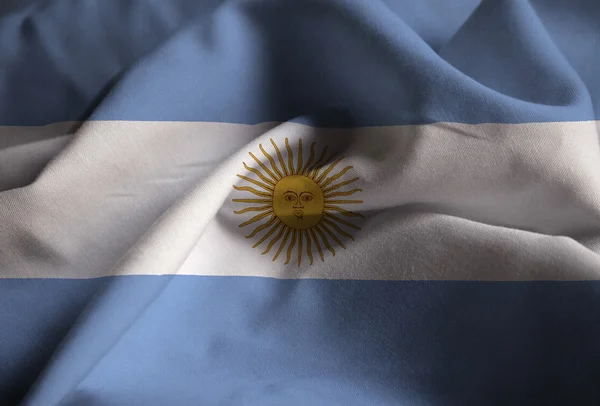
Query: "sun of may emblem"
232 138 364 266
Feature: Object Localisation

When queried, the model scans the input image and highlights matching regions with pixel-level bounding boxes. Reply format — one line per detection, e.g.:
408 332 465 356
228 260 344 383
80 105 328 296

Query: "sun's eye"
284 195 295 202
302 195 313 202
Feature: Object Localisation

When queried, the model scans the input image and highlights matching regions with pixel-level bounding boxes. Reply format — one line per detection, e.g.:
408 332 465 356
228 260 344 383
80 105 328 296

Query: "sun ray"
320 165 353 188
324 212 362 230
301 142 316 175
262 225 287 255
240 211 274 229
304 230 314 265
323 205 364 218
246 216 278 239
311 152 338 180
253 221 282 248
309 228 325 261
297 230 303 267
233 185 272 198
296 139 303 175
236 174 274 192
273 227 292 261
234 205 272 214
285 229 297 265
315 225 336 256
260 144 283 179
324 199 363 204
249 152 278 182
244 162 276 187
271 139 289 177
233 198 272 204
322 217 356 240
318 223 346 249
323 177 359 193
316 156 345 184
285 138 295 175
324 189 363 198
307 145 328 178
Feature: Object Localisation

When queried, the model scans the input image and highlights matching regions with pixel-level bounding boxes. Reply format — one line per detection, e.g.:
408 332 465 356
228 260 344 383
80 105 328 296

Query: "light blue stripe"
2 276 599 405
1 0 599 126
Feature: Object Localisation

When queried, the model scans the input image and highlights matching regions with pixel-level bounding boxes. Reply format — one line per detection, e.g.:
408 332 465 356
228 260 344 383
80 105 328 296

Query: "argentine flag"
1 0 600 404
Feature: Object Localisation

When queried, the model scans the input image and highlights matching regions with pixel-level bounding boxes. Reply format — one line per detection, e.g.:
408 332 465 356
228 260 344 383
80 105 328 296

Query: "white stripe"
1 120 599 280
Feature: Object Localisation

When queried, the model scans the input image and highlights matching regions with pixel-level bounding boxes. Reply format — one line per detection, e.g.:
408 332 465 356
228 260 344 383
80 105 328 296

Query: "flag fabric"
1 0 600 405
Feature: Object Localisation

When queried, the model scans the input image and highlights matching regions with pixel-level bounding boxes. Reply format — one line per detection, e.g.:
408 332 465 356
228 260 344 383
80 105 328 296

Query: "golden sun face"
273 175 324 229
232 138 363 266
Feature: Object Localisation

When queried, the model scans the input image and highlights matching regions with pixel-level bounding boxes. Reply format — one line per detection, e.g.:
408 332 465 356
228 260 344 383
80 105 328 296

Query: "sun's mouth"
293 210 304 219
